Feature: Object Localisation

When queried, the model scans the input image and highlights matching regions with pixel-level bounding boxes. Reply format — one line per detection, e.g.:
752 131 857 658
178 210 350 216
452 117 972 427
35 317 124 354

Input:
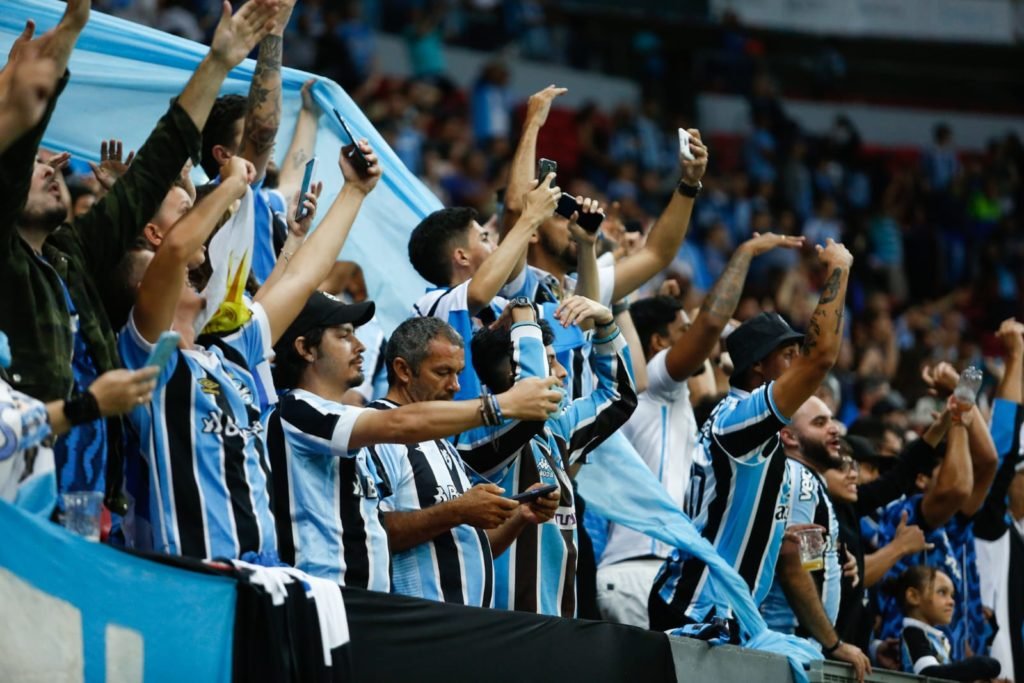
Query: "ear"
211 144 234 168
780 426 799 450
905 587 922 607
452 245 470 268
294 336 317 364
143 223 163 248
392 357 414 385
650 332 670 354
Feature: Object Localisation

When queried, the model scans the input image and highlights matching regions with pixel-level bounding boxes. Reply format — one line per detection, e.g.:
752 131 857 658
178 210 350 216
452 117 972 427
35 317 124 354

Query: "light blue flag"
578 431 823 682
0 0 439 334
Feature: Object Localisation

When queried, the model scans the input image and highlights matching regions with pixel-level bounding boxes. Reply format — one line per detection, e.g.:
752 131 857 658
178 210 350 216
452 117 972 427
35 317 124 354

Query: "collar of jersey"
902 617 947 641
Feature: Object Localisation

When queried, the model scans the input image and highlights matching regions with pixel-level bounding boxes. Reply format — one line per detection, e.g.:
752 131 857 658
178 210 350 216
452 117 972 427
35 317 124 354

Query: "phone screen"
538 158 557 187
333 109 370 174
294 157 318 221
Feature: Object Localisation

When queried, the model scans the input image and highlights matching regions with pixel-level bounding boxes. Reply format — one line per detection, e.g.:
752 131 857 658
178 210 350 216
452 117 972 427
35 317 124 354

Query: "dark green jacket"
0 73 201 402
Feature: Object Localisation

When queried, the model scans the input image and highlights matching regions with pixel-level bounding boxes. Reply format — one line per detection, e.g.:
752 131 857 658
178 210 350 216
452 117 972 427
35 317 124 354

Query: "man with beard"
0 0 279 508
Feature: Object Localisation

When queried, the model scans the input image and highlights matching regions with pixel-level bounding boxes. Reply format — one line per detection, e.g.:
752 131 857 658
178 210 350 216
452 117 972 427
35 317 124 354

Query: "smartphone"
332 109 371 174
555 193 578 219
624 220 644 234
509 483 558 504
555 194 604 233
294 157 318 221
144 331 181 372
678 128 695 161
537 158 557 188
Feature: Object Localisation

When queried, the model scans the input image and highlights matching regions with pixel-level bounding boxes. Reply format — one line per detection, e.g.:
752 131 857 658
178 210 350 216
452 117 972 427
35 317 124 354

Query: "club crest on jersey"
198 378 220 395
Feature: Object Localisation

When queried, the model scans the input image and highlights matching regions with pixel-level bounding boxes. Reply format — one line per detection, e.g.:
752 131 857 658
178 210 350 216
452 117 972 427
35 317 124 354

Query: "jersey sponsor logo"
432 484 460 506
774 503 790 521
201 411 263 440
198 378 220 395
798 469 816 502
554 506 577 530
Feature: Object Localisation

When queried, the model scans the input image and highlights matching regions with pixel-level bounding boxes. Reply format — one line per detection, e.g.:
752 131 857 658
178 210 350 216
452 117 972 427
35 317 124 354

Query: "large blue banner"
0 498 236 682
0 0 439 334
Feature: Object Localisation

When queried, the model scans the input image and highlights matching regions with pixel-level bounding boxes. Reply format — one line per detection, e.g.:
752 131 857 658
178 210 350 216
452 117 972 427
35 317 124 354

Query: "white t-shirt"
600 349 699 565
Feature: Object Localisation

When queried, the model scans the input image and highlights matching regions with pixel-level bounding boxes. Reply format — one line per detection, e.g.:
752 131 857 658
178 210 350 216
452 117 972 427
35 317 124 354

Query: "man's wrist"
677 179 702 198
822 637 843 656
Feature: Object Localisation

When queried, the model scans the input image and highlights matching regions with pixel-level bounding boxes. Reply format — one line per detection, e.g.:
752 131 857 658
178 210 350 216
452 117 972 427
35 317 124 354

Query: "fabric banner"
0 0 440 334
0 498 237 682
197 186 255 335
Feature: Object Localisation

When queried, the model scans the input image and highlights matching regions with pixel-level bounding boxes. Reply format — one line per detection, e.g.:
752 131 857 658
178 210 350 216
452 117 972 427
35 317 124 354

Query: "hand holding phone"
509 483 558 503
556 194 604 233
294 157 318 221
678 128 695 162
333 109 371 176
538 158 557 188
144 331 181 372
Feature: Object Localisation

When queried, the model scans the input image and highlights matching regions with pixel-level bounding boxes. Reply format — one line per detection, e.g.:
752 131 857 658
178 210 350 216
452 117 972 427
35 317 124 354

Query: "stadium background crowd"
2 1 1024 682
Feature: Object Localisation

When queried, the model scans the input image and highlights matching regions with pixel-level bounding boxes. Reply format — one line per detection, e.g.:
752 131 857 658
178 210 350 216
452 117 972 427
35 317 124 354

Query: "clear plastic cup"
61 491 104 542
953 367 983 406
796 528 825 571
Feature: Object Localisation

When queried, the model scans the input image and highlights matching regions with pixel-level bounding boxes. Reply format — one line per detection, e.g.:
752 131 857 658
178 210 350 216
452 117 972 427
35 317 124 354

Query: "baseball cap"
841 434 892 470
726 312 804 381
276 291 375 352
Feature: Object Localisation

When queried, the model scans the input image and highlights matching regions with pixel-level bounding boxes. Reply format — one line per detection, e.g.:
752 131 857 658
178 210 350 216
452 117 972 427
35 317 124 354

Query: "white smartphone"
144 330 181 372
294 157 319 221
678 128 695 161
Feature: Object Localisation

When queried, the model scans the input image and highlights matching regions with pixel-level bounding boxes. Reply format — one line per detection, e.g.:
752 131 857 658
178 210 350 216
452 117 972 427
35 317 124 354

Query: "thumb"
925 542 935 550
898 510 908 528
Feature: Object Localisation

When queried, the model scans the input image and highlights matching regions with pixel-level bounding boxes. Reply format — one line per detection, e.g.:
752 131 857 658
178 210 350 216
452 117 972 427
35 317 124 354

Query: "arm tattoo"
701 250 752 319
802 309 823 354
818 268 842 304
245 35 283 157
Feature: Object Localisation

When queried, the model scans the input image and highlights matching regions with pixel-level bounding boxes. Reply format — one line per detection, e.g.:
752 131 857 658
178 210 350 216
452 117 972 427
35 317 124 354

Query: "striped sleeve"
902 626 941 675
552 330 638 465
279 394 365 459
711 381 789 462
0 382 52 457
455 322 547 476
375 443 411 512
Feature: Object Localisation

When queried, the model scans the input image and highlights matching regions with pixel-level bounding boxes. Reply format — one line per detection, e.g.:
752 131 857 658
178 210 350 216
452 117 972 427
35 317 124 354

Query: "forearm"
616 306 648 394
502 121 541 219
45 400 71 437
382 505 463 553
486 513 528 557
467 218 537 313
241 35 283 178
922 424 971 527
963 407 998 515
777 552 839 646
166 178 245 256
996 350 1023 403
176 55 232 132
801 265 849 363
864 543 906 588
573 240 600 302
611 192 693 301
277 110 319 199
253 231 302 302
284 186 365 290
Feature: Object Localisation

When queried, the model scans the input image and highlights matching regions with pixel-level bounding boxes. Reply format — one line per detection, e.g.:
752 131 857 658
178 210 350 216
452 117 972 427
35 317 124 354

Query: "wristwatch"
677 180 702 199
509 296 534 309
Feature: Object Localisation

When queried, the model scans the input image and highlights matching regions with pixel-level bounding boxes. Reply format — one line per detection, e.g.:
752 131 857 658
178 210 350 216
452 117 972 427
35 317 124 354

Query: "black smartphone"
624 220 644 234
537 158 557 188
555 193 578 219
509 483 558 503
294 157 318 221
556 194 604 233
332 109 370 175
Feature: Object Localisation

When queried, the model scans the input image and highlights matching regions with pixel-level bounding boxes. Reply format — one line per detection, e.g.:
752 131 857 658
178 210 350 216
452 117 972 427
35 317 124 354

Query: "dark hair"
471 320 554 392
883 565 941 612
629 295 685 357
385 317 464 386
407 207 477 287
272 326 326 390
200 94 247 179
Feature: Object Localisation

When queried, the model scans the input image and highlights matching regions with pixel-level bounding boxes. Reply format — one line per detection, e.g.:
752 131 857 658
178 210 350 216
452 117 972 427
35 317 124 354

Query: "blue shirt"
250 182 276 285
118 304 277 560
266 390 392 589
654 383 793 625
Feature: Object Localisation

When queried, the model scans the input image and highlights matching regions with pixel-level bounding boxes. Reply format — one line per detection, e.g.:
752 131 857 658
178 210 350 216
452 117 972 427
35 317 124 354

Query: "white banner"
712 0 1018 45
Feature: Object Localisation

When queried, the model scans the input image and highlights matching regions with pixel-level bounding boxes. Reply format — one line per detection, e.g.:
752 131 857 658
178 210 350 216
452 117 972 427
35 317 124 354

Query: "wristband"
611 301 630 317
676 180 702 199
593 326 621 346
63 391 101 426
489 393 503 424
823 638 843 656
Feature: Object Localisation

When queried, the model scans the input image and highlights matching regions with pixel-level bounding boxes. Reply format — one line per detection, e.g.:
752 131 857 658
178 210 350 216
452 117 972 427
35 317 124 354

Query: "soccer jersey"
761 459 842 633
373 399 494 607
118 304 277 560
250 182 276 285
0 379 56 515
266 389 392 590
411 280 506 401
467 322 636 617
652 383 793 626
901 617 951 675
602 349 699 566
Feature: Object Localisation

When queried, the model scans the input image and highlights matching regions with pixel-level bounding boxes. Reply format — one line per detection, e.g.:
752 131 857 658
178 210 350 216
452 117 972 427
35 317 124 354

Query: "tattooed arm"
239 0 296 181
771 238 853 418
665 232 804 381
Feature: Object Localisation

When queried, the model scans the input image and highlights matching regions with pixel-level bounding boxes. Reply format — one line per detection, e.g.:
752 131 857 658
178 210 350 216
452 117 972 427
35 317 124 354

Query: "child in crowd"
888 565 1001 681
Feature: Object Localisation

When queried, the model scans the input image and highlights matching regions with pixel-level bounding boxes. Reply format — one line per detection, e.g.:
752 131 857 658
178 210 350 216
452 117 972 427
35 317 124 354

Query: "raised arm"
239 0 296 180
610 130 707 302
667 232 803 382
920 397 973 530
276 79 321 203
132 158 252 342
257 142 380 344
465 177 559 314
0 24 60 153
771 240 852 418
995 318 1024 404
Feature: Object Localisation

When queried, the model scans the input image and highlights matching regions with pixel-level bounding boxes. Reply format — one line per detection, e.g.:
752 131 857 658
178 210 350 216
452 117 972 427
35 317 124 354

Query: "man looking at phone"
598 232 803 628
648 240 853 641
468 296 637 617
266 294 562 588
407 180 560 401
371 317 561 606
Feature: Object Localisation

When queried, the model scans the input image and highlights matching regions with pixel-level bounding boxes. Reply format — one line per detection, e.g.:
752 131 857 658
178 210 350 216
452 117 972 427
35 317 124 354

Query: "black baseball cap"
276 291 375 351
726 312 804 381
841 434 893 470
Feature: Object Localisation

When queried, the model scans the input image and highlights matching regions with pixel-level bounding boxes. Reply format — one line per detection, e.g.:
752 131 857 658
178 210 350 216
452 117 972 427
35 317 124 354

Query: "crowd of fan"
3 1 1024 682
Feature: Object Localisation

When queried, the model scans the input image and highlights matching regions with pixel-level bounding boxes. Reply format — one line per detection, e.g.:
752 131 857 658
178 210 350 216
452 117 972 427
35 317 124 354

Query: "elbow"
931 487 970 514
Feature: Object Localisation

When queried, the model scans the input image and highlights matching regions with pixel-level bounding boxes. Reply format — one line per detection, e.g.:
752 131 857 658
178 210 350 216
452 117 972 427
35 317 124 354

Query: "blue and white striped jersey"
900 617 951 675
265 389 392 590
761 459 841 633
466 322 637 617
118 304 277 560
653 383 792 625
373 401 494 607
411 280 506 401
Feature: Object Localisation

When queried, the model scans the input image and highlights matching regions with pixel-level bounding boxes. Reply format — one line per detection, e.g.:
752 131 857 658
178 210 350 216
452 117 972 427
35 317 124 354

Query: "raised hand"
893 509 933 555
815 238 853 269
0 22 60 146
522 174 560 224
88 139 136 192
922 361 959 396
680 128 708 186
220 155 257 187
946 393 974 426
454 483 520 529
89 367 159 416
740 231 805 256
209 0 279 70
525 85 568 129
300 78 320 114
44 150 71 172
339 139 382 194
497 376 564 421
997 317 1024 356
287 181 323 239
554 295 613 329
568 195 604 244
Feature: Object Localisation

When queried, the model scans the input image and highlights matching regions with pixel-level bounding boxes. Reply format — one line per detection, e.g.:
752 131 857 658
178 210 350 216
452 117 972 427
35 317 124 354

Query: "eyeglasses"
838 458 859 474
